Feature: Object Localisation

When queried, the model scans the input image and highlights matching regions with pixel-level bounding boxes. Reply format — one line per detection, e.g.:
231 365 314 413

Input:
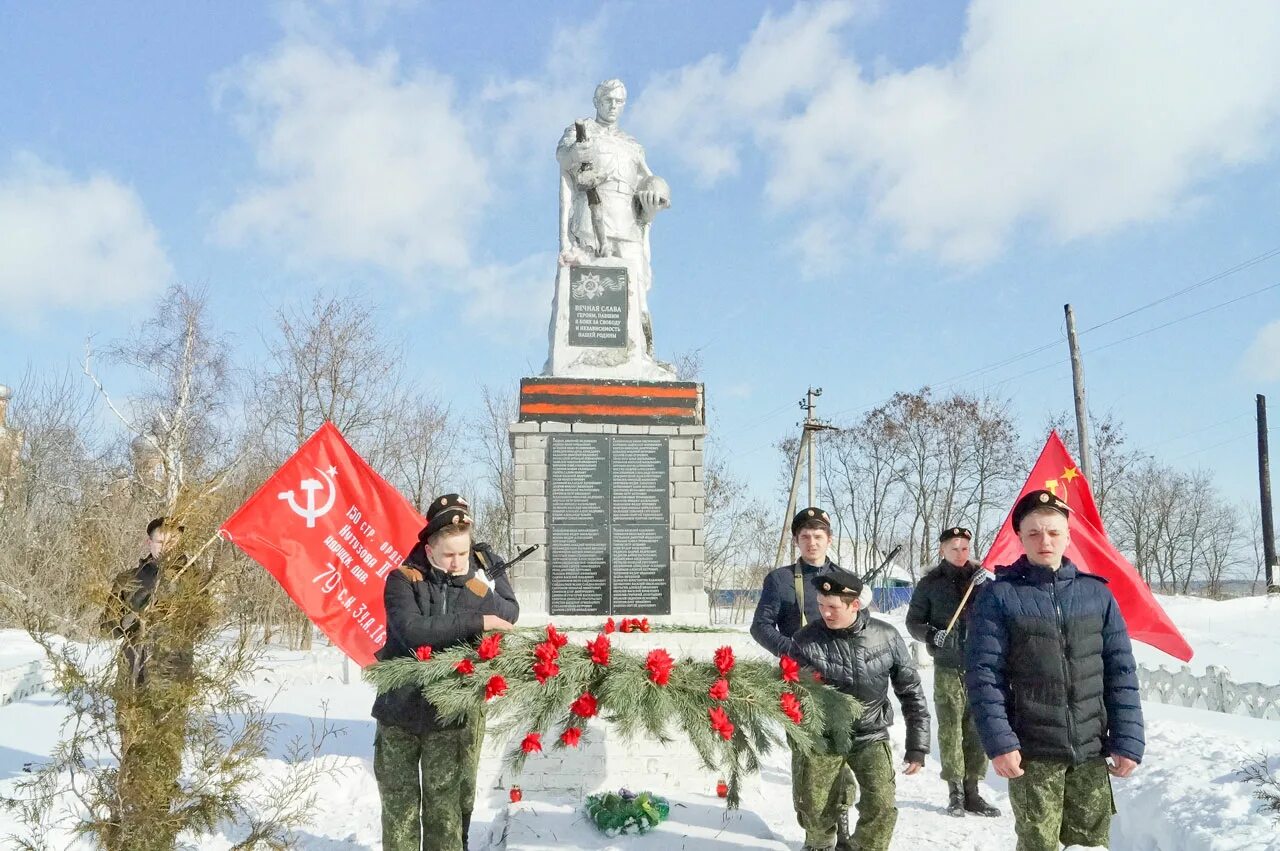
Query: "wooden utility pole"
775 388 837 566
802 387 822 507
775 429 810 567
1256 395 1279 593
1064 304 1094 483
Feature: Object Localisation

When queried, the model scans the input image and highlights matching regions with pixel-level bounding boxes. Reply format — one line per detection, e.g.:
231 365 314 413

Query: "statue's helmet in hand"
634 175 671 225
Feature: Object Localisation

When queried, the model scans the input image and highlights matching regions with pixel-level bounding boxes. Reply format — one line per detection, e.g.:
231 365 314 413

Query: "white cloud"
635 0 1280 267
1241 319 1280 382
462 252 554 342
0 153 172 323
213 42 489 276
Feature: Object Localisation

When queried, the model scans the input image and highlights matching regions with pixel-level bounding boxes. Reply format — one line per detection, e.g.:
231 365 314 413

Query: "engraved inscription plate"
547 433 670 615
567 266 628 348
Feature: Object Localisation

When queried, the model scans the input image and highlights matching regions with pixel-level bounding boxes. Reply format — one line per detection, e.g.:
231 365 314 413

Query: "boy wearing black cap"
750 507 857 850
904 526 999 817
372 494 518 851
101 516 186 686
791 565 930 851
966 490 1144 851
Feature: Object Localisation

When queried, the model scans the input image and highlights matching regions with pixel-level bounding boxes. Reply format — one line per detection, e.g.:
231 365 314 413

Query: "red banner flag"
219 422 425 666
983 431 1193 662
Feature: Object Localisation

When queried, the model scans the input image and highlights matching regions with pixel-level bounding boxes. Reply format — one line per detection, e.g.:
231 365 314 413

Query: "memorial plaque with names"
567 266 628 348
547 434 670 616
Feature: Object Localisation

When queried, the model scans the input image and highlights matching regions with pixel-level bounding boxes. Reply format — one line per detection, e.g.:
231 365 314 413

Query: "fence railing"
1137 664 1280 720
0 659 48 706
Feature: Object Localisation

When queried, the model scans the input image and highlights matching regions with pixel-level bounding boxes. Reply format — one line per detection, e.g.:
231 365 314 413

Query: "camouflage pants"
795 740 897 851
791 736 855 847
375 722 483 851
933 666 988 783
1007 757 1115 851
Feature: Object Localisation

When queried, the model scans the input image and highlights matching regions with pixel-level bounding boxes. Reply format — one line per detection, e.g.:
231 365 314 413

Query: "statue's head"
593 79 627 125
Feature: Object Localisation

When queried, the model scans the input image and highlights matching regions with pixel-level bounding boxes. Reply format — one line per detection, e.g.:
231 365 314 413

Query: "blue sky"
4 0 1280 506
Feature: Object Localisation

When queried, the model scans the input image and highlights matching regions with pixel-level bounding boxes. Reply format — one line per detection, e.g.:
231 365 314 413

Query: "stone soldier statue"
556 78 669 353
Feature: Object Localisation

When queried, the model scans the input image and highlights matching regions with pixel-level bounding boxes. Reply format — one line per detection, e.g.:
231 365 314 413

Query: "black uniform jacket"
905 559 982 670
371 543 519 734
793 608 931 760
750 558 836 658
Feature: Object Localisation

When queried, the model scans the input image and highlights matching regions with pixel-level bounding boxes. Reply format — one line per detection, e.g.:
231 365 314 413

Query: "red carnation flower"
708 678 730 701
520 732 542 754
455 658 475 676
560 727 583 747
414 645 433 661
713 646 735 676
546 624 569 648
570 692 598 718
620 618 634 633
534 641 560 664
532 658 560 684
708 706 735 741
779 655 800 683
780 692 804 724
586 634 611 666
604 617 616 634
484 675 508 701
646 648 674 686
639 617 651 633
478 633 503 661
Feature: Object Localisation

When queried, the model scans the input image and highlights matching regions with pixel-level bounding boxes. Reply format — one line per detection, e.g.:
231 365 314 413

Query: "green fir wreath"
365 624 862 808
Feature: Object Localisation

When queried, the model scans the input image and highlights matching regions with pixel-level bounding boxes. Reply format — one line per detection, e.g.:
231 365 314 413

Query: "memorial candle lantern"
509 786 523 803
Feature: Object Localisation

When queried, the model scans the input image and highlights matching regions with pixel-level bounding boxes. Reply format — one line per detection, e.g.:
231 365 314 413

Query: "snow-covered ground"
1 593 1277 849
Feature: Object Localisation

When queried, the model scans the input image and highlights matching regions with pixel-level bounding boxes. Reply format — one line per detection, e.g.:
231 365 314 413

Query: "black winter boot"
946 780 966 817
835 809 855 851
963 780 1001 817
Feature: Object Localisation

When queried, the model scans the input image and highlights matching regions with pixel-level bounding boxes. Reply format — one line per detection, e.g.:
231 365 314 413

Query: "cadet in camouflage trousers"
792 565 930 851
905 528 1000 818
967 492 1145 851
374 721 485 851
371 496 519 851
1006 758 1114 851
794 739 900 851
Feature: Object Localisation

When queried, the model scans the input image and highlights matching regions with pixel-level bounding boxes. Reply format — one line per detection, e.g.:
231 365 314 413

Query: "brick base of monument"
507 377 708 622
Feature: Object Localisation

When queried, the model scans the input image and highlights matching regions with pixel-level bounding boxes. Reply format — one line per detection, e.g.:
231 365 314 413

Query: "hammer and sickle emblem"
277 466 338 528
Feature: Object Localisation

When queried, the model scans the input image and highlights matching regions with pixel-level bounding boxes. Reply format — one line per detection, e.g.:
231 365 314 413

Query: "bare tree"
382 392 459 514
470 385 517 555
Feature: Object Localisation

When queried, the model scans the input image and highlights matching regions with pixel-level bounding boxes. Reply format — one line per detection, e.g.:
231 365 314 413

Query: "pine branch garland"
365 627 861 808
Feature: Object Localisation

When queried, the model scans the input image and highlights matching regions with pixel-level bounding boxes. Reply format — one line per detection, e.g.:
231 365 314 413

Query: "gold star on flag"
1062 466 1079 483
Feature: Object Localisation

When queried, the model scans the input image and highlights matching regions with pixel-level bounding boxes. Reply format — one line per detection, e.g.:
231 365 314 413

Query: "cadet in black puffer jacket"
792 566 930 851
965 489 1144 851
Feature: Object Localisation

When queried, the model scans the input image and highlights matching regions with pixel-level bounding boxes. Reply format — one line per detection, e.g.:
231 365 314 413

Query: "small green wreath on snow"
585 788 670 836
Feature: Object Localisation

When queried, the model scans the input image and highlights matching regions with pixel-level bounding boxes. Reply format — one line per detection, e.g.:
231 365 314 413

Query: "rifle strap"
793 562 806 629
